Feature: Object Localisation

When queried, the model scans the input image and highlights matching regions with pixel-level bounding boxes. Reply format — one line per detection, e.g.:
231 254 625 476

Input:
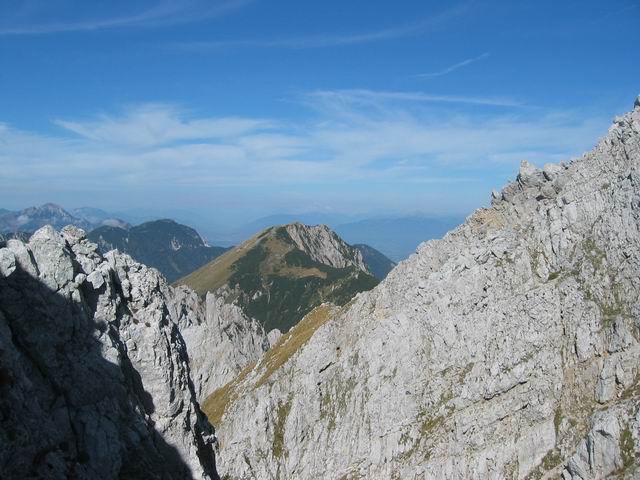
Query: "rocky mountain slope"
353 243 396 279
179 223 379 334
0 225 219 479
88 219 230 283
206 99 640 479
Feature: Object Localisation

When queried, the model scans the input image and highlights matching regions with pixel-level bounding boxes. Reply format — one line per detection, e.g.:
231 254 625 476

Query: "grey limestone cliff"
284 222 369 273
209 99 640 479
174 285 273 402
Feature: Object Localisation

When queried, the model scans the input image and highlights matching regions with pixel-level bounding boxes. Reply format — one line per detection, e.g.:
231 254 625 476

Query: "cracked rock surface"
212 101 640 479
0 225 219 479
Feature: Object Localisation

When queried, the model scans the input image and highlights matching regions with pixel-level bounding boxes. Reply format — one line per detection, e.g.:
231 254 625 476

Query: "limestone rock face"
285 222 369 272
212 102 640 479
174 286 272 401
0 225 218 479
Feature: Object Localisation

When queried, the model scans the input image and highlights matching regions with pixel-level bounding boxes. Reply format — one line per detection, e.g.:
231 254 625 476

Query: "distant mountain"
0 203 129 234
179 223 379 333
0 203 94 233
353 244 396 279
335 215 465 262
72 207 130 229
88 219 230 283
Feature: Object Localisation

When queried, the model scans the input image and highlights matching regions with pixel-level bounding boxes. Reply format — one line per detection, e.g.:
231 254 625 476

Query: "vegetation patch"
548 271 561 281
202 361 256 426
583 238 606 271
620 425 636 471
524 448 562 480
255 304 338 389
272 396 293 459
320 374 357 432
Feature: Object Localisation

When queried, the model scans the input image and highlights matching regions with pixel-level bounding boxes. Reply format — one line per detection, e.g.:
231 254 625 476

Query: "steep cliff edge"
209 100 640 479
0 226 219 479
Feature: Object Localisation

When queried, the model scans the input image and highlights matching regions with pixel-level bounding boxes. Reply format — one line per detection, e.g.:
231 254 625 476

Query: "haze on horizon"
1 0 639 228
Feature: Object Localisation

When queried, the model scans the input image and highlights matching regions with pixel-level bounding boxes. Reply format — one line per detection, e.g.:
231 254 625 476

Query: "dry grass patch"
202 361 256 426
469 208 506 233
202 303 339 425
255 303 338 389
178 228 268 295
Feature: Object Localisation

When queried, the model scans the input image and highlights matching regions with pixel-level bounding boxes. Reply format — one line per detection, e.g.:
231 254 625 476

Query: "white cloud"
54 104 273 147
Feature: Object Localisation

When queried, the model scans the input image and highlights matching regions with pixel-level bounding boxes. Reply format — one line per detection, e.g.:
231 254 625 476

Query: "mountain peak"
179 222 378 333
283 222 369 273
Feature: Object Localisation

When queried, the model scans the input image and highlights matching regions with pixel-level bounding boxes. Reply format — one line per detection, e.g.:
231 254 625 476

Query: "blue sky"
0 0 638 227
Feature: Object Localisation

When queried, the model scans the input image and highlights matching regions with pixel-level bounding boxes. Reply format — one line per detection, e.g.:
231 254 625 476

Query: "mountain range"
0 201 395 285
1 201 458 263
0 203 128 234
2 97 640 479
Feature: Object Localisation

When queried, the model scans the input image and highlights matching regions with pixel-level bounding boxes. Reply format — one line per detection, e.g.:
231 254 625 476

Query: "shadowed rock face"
210 101 640 478
0 225 219 479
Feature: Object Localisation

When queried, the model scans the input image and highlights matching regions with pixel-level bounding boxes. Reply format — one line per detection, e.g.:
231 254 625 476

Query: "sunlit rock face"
211 100 640 479
0 225 219 479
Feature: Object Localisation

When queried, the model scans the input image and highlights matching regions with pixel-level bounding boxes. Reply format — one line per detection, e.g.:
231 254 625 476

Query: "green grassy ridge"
180 224 379 333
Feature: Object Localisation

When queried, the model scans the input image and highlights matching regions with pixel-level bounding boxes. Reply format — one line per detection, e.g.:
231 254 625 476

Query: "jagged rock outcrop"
284 223 368 272
174 285 273 401
0 225 219 479
209 99 640 479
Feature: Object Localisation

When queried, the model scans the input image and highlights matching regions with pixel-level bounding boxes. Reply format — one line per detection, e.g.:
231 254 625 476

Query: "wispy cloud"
0 92 606 200
0 0 251 35
53 104 273 147
307 89 523 108
415 52 489 79
171 2 471 50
